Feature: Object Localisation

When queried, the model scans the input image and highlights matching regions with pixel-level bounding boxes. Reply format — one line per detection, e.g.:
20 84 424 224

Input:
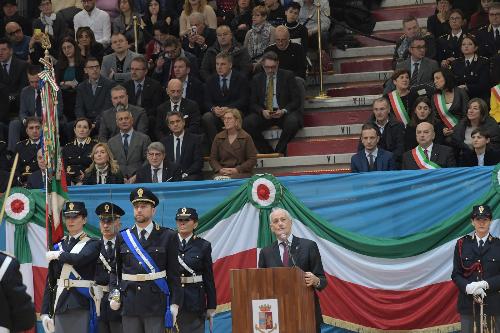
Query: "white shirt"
477 152 485 166
181 76 189 98
365 147 378 161
451 30 462 39
68 231 84 242
375 119 388 135
151 161 163 182
219 71 232 89
178 233 193 245
278 234 293 262
419 143 433 158
136 221 154 240
73 7 111 47
121 128 133 146
103 236 116 248
1 56 12 73
475 233 489 247
170 100 181 111
410 59 421 76
464 56 474 64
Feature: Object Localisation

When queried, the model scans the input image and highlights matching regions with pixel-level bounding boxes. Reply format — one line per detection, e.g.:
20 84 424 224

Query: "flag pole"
0 153 19 226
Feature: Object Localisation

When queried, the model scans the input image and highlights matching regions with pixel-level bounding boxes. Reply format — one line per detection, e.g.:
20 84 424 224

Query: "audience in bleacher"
351 123 395 172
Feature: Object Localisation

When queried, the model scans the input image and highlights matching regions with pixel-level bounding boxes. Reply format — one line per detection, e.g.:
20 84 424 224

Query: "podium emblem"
258 304 274 329
252 299 279 332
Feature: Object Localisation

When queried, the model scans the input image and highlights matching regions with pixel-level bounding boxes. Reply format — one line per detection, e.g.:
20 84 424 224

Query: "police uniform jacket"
41 235 100 315
476 25 500 58
62 138 98 183
111 223 183 317
94 239 121 322
436 32 464 64
0 252 35 331
450 55 490 101
452 234 500 315
178 235 216 314
14 139 39 182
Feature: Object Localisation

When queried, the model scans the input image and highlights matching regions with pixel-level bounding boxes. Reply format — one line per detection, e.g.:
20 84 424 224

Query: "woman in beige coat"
209 108 257 179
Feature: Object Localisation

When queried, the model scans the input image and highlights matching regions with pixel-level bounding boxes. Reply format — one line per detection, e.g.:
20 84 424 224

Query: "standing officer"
110 187 183 333
452 205 500 332
175 207 216 332
95 202 125 333
41 201 101 333
0 251 36 332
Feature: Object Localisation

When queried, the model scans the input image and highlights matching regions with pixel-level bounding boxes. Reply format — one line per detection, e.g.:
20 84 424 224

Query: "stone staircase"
204 0 437 176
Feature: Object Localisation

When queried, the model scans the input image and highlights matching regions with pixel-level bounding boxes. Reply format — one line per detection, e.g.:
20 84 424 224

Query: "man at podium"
258 208 327 333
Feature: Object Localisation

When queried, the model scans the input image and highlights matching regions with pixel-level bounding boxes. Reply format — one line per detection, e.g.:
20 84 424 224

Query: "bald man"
265 25 306 79
155 79 201 140
402 121 456 169
4 22 30 61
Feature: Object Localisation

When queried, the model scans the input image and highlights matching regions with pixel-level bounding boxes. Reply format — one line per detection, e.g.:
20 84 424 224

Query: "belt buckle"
64 279 71 289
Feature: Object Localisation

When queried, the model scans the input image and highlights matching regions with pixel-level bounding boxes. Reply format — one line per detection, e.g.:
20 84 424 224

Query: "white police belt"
97 284 110 293
122 270 166 282
181 275 203 284
57 278 94 289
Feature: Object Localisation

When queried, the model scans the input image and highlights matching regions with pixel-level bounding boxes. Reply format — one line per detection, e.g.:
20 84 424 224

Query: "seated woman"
451 97 500 159
55 37 85 122
226 0 254 44
459 127 500 166
209 108 257 179
113 0 145 51
450 34 490 101
179 0 217 38
143 0 177 40
244 5 275 66
427 0 451 40
81 142 124 185
404 96 445 151
385 69 412 127
76 26 105 63
431 67 468 139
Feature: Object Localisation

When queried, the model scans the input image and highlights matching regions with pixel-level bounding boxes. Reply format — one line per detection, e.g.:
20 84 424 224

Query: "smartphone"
190 26 197 35
34 28 42 35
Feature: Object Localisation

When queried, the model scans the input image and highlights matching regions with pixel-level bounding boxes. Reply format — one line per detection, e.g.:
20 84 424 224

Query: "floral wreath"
4 187 35 225
247 174 282 209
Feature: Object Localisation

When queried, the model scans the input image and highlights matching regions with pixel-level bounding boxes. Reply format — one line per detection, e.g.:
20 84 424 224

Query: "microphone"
279 233 296 267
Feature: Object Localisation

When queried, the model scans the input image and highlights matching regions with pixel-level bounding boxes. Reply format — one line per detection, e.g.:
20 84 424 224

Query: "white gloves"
45 251 61 262
170 304 179 325
473 287 487 299
41 314 55 333
477 280 489 290
466 281 489 299
206 308 216 319
110 299 121 311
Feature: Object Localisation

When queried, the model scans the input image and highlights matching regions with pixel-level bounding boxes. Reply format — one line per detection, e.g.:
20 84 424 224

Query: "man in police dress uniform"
41 202 101 333
452 205 500 333
0 251 36 332
110 187 182 333
175 207 216 333
95 202 125 333
14 116 41 185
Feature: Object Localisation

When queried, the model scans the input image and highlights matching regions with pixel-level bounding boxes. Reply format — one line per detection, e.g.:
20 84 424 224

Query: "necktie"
424 148 429 160
182 239 187 249
173 104 178 112
452 36 458 44
465 59 471 67
152 168 159 183
35 89 42 117
140 229 147 244
106 240 114 258
479 239 484 251
135 83 142 106
496 29 500 42
169 62 175 80
123 133 129 156
368 153 374 171
175 137 181 163
79 143 84 149
266 75 274 111
281 242 289 266
221 77 228 96
92 83 97 95
2 63 8 74
410 62 419 86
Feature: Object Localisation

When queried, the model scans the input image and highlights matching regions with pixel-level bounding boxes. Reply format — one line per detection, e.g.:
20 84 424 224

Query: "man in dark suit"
26 148 47 189
395 36 439 89
135 141 181 183
15 117 42 185
155 79 201 140
402 121 456 169
476 3 500 58
99 85 149 142
124 56 165 133
243 51 302 155
258 208 326 333
392 16 436 68
173 56 204 111
351 123 395 172
181 12 216 65
160 110 203 180
107 108 151 183
0 38 28 126
75 57 116 133
203 52 249 146
264 25 306 79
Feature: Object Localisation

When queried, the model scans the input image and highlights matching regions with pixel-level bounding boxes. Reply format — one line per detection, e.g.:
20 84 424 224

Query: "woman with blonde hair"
244 5 275 64
210 108 257 179
179 0 217 37
82 143 124 185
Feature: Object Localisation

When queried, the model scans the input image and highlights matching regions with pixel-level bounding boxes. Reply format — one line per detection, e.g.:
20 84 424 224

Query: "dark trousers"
122 315 163 333
98 320 123 333
243 112 301 154
176 311 205 333
461 314 500 333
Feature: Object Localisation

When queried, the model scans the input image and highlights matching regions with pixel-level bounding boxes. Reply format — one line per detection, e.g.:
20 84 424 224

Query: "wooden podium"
231 267 316 332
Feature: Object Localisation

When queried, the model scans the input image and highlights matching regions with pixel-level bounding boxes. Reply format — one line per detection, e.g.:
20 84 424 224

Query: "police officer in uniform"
110 188 183 333
41 202 101 333
95 202 125 333
0 251 36 332
14 116 42 185
436 9 466 66
62 118 98 185
176 207 216 333
452 205 500 333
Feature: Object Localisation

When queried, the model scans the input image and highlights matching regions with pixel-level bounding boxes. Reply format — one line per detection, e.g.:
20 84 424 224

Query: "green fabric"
257 208 275 248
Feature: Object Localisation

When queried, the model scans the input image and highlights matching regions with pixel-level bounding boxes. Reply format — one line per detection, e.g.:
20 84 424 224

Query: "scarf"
40 13 57 36
96 165 109 184
247 22 273 60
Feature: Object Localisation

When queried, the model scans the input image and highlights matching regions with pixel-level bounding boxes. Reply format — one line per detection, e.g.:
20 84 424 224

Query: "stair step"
327 84 383 98
382 0 434 8
263 124 363 140
340 57 393 73
308 71 392 85
331 45 395 59
304 95 381 110
356 31 401 47
374 17 426 31
287 137 359 156
372 4 435 22
303 109 372 126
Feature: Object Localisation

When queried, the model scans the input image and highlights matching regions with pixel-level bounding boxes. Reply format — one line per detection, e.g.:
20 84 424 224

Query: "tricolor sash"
491 84 500 103
388 91 410 126
121 229 173 328
433 93 458 129
411 146 441 169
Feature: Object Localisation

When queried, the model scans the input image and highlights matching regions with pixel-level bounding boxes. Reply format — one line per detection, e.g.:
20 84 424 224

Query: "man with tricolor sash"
110 187 182 333
402 122 456 169
40 201 101 333
452 205 500 333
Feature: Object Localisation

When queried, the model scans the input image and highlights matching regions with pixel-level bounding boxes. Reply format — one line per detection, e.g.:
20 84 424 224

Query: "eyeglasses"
410 45 426 49
85 65 100 69
147 152 163 157
7 29 21 36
